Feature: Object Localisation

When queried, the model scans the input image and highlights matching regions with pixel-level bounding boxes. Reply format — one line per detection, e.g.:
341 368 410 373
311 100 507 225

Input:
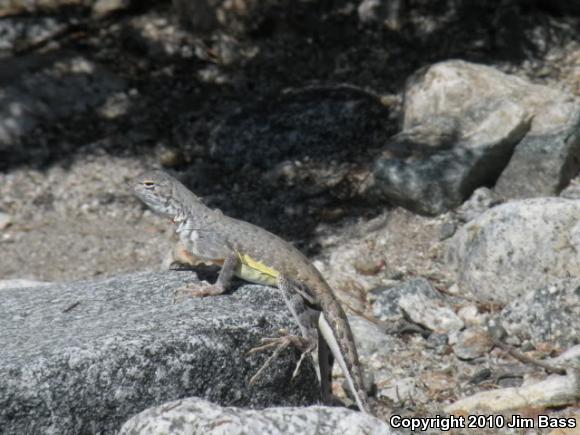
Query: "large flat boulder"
0 271 318 434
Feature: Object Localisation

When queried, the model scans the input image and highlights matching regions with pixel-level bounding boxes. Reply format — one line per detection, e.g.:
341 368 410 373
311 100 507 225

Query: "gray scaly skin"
133 170 370 413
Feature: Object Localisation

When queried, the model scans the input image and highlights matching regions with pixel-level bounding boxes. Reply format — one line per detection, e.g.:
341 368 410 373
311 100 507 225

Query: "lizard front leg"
175 251 238 298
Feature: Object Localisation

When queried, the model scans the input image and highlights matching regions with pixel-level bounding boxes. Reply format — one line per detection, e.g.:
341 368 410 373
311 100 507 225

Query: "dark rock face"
494 128 580 199
0 272 318 435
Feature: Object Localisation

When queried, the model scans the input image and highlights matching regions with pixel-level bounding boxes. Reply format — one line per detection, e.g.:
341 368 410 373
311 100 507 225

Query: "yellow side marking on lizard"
235 252 279 287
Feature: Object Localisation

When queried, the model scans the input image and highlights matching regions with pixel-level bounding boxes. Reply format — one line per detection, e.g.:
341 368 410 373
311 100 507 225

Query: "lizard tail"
318 312 370 414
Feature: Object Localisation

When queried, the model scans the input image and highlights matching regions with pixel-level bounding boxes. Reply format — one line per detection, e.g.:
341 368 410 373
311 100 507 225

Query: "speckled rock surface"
0 272 318 435
118 397 395 435
499 279 580 348
447 198 580 303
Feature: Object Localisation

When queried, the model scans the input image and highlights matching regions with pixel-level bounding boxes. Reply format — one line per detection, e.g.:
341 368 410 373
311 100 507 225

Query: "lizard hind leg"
248 274 318 384
247 330 315 385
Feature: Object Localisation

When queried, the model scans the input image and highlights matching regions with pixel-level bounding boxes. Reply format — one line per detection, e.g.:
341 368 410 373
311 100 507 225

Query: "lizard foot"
174 282 224 302
248 330 316 385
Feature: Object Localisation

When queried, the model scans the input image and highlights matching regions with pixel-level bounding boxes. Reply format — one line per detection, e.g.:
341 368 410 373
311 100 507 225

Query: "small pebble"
353 258 383 276
439 221 456 240
452 327 494 360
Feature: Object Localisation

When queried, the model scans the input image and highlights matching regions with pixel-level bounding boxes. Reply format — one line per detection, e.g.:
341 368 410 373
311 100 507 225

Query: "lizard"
133 169 370 413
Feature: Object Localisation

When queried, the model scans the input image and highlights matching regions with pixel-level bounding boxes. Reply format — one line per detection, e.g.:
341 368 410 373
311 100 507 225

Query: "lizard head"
133 170 200 220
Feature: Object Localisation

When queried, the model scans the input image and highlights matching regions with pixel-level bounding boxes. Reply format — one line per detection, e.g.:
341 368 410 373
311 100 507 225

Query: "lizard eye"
143 181 155 189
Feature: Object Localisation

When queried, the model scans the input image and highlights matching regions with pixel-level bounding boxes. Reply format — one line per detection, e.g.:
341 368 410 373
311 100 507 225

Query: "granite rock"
366 60 580 214
447 198 580 303
0 271 318 434
367 61 534 215
119 397 395 435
